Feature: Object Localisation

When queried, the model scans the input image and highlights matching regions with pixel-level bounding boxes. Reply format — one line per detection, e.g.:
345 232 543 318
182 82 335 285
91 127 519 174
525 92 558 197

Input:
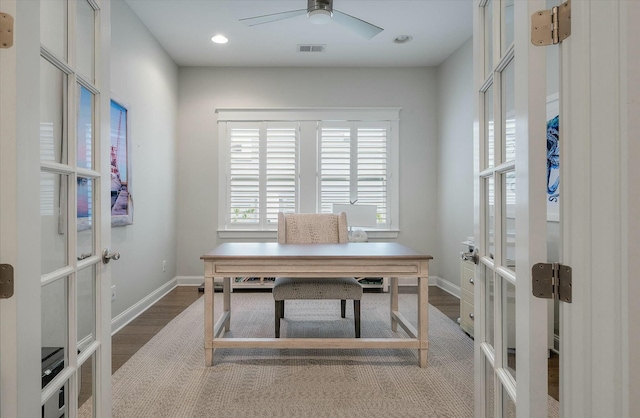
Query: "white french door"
0 0 112 417
473 0 550 416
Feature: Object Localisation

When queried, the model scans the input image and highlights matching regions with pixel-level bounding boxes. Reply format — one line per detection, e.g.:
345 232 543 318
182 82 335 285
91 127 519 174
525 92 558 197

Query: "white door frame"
560 1 639 416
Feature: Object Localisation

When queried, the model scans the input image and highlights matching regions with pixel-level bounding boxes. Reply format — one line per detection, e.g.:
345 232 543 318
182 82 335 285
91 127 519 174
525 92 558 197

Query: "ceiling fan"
240 0 384 40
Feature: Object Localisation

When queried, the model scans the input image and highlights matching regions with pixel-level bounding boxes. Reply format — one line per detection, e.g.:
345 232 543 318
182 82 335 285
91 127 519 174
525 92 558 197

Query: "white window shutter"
228 127 260 225
319 126 351 214
265 125 297 225
357 126 388 226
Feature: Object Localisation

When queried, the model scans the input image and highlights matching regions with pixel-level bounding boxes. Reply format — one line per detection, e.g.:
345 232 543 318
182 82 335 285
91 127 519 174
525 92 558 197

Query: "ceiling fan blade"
240 9 307 26
332 9 383 39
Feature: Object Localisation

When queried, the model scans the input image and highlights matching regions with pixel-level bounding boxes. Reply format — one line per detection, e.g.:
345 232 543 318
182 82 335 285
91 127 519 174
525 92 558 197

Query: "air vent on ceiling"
297 44 326 53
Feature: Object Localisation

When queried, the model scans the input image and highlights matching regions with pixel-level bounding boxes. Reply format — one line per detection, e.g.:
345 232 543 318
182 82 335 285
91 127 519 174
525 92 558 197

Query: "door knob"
102 248 120 264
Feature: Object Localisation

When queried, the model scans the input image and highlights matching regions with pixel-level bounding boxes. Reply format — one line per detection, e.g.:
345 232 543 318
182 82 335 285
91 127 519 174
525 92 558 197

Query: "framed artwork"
110 99 133 226
546 93 560 222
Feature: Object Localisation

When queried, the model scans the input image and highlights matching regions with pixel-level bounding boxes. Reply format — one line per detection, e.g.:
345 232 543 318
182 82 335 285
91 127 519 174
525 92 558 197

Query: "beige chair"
273 212 363 338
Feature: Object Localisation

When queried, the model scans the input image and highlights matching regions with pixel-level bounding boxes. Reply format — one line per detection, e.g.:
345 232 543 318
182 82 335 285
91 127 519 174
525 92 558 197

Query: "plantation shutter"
357 126 388 225
266 123 298 225
319 122 389 227
319 124 351 214
228 125 260 225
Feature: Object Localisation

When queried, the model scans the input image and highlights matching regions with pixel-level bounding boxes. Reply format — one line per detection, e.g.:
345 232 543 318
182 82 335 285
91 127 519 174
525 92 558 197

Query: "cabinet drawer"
461 299 474 323
460 299 474 336
460 261 475 294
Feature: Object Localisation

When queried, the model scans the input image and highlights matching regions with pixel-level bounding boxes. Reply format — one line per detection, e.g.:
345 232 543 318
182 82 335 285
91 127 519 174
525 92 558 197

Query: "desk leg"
390 276 398 332
223 277 231 331
204 276 214 366
417 275 429 368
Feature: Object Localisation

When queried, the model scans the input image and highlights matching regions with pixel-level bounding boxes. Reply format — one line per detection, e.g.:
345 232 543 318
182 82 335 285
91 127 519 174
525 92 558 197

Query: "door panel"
1 0 111 416
474 0 550 416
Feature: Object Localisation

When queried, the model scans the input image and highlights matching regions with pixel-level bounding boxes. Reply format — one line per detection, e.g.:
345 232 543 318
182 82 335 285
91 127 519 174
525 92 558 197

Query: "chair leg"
281 300 285 318
341 299 346 318
275 300 283 338
354 300 361 338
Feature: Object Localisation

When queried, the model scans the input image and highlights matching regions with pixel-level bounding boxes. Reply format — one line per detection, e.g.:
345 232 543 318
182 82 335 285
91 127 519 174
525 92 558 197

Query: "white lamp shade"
332 204 377 228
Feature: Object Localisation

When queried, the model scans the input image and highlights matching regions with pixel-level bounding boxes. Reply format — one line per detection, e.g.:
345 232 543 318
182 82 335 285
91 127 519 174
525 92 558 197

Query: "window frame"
216 108 400 239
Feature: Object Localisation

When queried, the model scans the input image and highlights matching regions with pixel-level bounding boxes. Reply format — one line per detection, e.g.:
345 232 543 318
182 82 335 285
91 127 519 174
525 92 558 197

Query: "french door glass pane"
485 176 495 259
485 85 495 169
77 0 96 81
40 59 67 164
502 171 516 270
484 0 494 77
503 386 517 417
503 59 516 162
77 176 95 257
78 352 96 416
77 266 96 345
42 381 68 418
485 357 495 417
41 277 69 387
77 86 94 169
41 172 69 274
40 0 67 60
503 278 517 378
485 264 495 347
503 0 515 51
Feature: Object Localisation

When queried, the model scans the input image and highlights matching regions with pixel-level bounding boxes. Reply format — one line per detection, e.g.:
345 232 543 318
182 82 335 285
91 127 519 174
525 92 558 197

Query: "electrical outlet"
162 260 167 272
111 285 116 301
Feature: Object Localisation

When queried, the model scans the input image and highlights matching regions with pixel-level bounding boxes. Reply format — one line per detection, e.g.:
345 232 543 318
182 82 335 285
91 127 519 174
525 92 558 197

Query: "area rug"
99 292 558 417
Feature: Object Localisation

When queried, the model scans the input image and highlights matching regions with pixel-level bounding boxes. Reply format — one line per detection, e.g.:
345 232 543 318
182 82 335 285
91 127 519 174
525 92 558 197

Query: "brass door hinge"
0 12 14 49
532 262 572 303
531 0 571 46
0 264 14 299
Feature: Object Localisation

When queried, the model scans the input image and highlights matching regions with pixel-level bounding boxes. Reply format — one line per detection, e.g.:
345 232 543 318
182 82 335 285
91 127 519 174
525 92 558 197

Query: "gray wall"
436 38 474 289
176 67 441 277
109 0 179 317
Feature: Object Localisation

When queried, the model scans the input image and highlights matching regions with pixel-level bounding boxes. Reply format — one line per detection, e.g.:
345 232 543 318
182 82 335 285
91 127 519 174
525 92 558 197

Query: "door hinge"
531 0 571 46
532 262 572 303
0 264 14 299
0 12 14 49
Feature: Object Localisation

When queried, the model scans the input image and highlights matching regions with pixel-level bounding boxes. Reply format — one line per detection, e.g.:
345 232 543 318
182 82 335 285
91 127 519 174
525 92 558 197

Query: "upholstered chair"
272 212 363 338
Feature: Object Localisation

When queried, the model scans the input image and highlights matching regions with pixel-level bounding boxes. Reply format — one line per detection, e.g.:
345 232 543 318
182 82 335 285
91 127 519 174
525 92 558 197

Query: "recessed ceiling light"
211 34 228 44
393 35 413 44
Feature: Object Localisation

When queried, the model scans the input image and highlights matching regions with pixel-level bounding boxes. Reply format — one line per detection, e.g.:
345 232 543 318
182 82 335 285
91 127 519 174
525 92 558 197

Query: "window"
217 108 400 235
319 122 388 226
226 122 297 228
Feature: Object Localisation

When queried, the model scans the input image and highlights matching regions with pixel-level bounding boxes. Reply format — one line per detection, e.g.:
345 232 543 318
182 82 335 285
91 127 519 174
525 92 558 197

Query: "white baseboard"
176 276 205 286
435 277 461 299
111 278 178 335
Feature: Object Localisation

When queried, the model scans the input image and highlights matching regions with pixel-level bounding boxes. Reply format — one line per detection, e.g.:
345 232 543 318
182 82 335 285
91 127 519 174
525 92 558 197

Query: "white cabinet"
460 258 475 337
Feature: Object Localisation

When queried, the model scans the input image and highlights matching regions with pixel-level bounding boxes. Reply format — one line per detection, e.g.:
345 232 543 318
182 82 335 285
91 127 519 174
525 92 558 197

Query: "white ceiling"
123 0 473 67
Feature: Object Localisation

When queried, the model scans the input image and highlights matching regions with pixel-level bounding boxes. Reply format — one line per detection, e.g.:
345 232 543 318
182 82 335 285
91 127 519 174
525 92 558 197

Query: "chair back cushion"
277 212 348 244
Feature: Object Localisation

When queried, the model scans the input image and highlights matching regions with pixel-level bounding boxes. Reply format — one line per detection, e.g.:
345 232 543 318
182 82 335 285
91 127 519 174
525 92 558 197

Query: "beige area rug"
100 292 559 418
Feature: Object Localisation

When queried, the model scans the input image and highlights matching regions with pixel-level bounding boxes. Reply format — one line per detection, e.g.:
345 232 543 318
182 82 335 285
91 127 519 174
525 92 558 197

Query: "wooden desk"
201 242 433 367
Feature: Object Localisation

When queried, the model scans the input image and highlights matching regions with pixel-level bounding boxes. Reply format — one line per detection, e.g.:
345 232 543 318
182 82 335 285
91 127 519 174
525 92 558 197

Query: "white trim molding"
111 279 177 335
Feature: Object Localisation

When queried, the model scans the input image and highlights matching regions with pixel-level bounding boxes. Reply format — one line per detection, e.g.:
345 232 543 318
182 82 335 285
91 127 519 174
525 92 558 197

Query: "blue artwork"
546 115 559 203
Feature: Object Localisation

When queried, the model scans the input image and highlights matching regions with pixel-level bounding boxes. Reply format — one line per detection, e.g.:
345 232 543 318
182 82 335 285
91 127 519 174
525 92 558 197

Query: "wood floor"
110 285 559 401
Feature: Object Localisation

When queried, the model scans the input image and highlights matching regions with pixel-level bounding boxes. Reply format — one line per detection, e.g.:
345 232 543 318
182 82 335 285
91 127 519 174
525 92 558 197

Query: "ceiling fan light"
308 9 332 24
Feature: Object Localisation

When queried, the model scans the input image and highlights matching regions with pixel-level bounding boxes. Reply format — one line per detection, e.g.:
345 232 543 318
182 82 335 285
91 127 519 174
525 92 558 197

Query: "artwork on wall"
546 93 560 222
110 99 133 226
